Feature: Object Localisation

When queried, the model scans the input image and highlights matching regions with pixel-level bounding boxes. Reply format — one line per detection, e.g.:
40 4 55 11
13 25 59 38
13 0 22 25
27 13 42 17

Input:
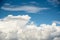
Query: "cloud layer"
0 15 60 40
1 3 48 13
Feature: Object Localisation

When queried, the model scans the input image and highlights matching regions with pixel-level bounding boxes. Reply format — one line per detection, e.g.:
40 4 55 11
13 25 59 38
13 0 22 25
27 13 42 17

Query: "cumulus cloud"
0 15 60 40
1 3 48 13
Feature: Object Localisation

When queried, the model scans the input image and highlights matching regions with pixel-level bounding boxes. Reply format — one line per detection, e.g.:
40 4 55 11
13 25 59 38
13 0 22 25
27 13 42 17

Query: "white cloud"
1 4 48 13
0 15 60 40
53 21 60 24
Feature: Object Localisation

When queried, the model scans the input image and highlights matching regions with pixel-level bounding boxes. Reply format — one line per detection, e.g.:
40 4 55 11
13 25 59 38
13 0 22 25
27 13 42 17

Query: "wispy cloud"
29 1 39 5
48 0 60 7
21 1 39 5
1 3 48 13
3 3 11 6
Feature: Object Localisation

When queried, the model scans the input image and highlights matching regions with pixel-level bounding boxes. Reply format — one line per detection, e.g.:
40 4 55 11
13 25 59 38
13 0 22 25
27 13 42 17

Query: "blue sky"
0 0 60 26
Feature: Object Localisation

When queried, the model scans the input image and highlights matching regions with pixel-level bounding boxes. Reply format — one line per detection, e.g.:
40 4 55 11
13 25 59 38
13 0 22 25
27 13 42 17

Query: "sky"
0 0 60 40
0 0 60 26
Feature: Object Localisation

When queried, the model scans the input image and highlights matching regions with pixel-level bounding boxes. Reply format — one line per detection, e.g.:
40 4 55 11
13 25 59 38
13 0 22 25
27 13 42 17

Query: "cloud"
0 15 60 40
53 21 60 24
3 3 11 6
48 0 60 7
29 1 37 4
29 1 39 5
1 3 48 13
22 1 39 5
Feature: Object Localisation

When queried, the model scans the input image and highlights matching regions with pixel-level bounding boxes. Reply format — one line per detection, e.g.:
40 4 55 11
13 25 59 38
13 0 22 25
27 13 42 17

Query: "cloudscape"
0 15 60 40
0 0 60 40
